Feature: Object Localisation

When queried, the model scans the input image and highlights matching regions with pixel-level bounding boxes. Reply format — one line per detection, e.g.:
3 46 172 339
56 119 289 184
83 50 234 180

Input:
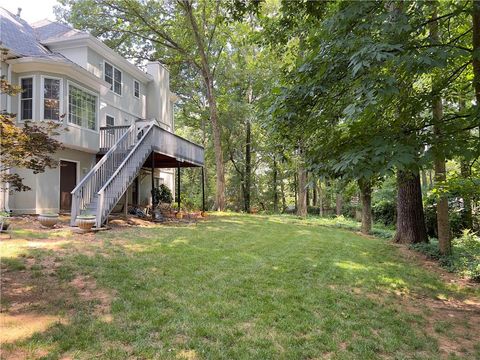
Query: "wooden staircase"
70 120 204 228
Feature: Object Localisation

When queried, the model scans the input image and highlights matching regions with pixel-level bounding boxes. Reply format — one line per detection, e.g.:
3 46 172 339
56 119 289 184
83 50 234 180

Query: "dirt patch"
400 294 480 359
389 246 480 359
69 275 112 317
0 313 63 343
395 245 478 289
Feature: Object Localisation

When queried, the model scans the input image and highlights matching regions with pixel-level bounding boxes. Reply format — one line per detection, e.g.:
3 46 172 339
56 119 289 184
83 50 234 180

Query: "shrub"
152 184 173 206
411 230 480 282
372 199 396 226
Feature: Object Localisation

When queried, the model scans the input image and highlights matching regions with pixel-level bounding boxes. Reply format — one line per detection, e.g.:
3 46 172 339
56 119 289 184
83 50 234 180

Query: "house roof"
0 7 152 83
0 7 51 57
32 19 88 42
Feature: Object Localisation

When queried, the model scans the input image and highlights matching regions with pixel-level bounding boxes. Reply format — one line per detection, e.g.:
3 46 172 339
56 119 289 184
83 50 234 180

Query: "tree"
57 0 227 210
0 77 63 195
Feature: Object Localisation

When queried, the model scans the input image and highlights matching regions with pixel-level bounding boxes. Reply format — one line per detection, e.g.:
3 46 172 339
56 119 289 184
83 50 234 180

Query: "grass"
1 213 479 359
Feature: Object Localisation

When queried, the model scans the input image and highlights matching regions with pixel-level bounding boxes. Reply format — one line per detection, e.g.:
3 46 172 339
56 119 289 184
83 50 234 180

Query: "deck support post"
151 152 155 220
177 165 181 212
123 191 128 217
201 166 205 213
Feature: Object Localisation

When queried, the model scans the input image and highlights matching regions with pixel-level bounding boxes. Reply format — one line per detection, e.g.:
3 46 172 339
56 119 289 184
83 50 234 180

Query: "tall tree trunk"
461 160 473 229
313 180 318 206
244 118 251 213
358 179 372 235
458 100 473 229
430 6 451 255
280 172 287 213
421 170 428 190
394 170 428 244
473 0 480 102
306 172 310 208
294 172 298 211
297 155 307 217
183 2 225 210
273 156 279 213
319 179 324 217
336 193 343 216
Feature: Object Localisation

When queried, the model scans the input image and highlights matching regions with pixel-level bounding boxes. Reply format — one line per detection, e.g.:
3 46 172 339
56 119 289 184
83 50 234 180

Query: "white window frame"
103 60 122 96
133 79 140 99
18 75 36 122
66 80 99 133
40 75 63 122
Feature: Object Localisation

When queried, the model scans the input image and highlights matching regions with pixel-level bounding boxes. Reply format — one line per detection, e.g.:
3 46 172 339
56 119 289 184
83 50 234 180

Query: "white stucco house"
0 8 204 227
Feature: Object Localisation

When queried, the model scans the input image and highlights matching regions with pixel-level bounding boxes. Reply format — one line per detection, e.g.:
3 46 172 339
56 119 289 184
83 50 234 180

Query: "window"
106 115 115 127
43 78 61 120
20 78 33 120
104 61 122 95
68 84 97 130
134 80 140 98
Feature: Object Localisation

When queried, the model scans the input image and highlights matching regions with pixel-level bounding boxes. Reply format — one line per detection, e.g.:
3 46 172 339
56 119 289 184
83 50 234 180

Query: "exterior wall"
50 45 88 69
87 48 147 127
9 148 96 214
146 62 173 130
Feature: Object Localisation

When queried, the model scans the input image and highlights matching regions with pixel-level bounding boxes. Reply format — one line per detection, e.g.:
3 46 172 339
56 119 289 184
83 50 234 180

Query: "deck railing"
70 123 137 225
99 125 131 153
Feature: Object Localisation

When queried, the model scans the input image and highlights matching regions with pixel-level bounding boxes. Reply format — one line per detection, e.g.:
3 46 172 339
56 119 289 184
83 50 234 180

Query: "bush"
410 230 480 281
341 202 356 219
372 199 396 226
424 195 467 239
152 184 173 206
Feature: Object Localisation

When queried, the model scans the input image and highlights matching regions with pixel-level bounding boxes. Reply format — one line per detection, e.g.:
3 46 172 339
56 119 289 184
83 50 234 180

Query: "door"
60 160 77 212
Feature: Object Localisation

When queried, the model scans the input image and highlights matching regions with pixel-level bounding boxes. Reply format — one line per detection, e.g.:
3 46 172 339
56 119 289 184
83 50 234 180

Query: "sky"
0 0 58 23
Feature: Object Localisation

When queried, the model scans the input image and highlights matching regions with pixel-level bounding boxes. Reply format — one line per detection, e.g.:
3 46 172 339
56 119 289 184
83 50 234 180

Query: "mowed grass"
2 213 479 359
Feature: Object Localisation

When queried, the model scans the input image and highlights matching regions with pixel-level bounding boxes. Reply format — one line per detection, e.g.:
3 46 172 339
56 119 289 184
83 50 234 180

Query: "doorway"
59 160 77 212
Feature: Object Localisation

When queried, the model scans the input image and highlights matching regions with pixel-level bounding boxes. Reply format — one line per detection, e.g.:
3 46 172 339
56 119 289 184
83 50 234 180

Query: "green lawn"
1 213 479 359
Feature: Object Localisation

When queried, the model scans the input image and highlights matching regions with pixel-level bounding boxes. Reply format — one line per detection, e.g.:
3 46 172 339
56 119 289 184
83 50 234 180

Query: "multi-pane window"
68 85 97 130
104 61 122 95
43 78 60 120
134 80 140 98
106 115 115 127
20 78 33 120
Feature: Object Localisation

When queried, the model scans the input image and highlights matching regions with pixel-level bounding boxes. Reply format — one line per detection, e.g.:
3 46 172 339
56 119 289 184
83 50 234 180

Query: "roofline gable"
42 35 153 83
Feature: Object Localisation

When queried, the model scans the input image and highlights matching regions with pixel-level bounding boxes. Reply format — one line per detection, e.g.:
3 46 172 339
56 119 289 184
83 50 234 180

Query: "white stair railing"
95 123 155 227
70 123 137 225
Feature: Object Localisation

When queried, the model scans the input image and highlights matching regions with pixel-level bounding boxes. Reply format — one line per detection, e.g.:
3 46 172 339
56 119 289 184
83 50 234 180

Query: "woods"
57 0 479 276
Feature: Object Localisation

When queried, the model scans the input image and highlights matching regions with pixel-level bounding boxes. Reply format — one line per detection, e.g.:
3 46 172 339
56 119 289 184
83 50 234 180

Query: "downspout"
0 63 12 212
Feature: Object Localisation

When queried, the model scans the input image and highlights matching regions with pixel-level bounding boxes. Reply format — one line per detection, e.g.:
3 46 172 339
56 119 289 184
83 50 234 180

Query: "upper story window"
43 78 61 120
20 77 33 121
104 61 122 95
134 80 140 98
68 84 97 131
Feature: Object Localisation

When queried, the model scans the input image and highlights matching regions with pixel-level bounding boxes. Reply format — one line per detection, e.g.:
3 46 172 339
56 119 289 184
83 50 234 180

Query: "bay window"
68 84 97 130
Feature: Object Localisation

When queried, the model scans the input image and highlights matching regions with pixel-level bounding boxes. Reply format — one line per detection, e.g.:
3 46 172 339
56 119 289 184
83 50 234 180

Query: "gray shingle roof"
0 7 51 56
32 19 87 42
